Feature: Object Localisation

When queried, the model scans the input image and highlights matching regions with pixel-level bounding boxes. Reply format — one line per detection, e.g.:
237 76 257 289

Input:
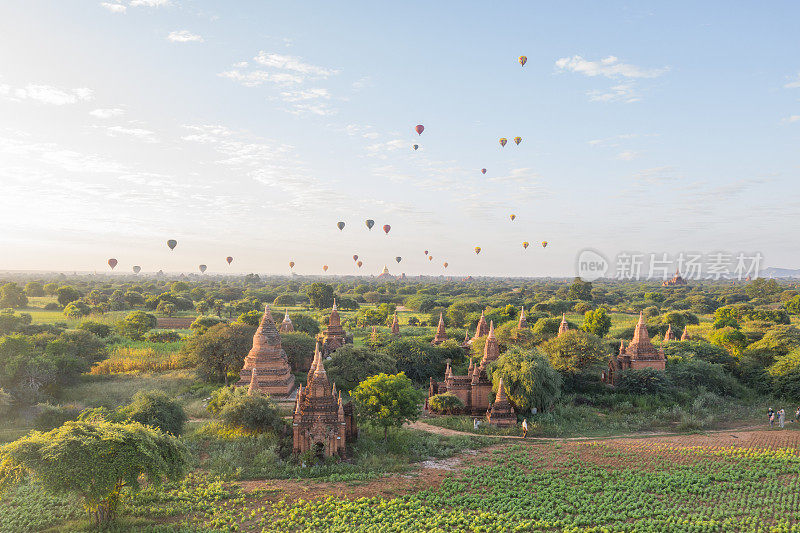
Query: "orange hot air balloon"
428 256 433 261
499 138 507 147
541 241 548 248
167 239 177 251
353 255 359 262
357 261 363 268
382 224 391 235
522 241 529 249
365 219 374 230
413 144 419 151
509 214 516 221
474 246 481 255
481 168 486 175
323 265 329 272
199 264 207 273
226 256 233 265
337 221 345 231
107 258 118 269
514 137 522 145
289 261 295 269
415 124 424 135
395 256 402 263
132 265 141 274
519 55 527 67
443 262 448 268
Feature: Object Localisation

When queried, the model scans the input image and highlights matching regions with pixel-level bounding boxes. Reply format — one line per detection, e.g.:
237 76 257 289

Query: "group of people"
767 407 800 428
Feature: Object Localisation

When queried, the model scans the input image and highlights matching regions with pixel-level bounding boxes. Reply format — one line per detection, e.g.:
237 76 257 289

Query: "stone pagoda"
486 378 516 427
428 321 499 415
681 326 691 341
558 313 569 336
467 310 490 345
517 307 528 329
236 304 295 397
317 299 351 357
431 313 447 345
663 324 677 342
390 312 400 336
292 343 357 457
279 310 294 332
602 312 665 385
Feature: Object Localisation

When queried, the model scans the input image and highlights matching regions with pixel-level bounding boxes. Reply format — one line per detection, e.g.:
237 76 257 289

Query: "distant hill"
761 267 800 278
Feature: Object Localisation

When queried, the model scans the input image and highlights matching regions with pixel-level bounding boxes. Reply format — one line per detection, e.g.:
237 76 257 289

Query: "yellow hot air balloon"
514 136 522 146
519 55 527 67
509 214 516 221
541 241 548 248
522 241 529 249
499 138 507 148
428 255 433 261
474 246 481 255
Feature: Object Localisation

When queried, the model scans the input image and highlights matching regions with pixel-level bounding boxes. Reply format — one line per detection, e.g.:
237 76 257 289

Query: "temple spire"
558 313 569 336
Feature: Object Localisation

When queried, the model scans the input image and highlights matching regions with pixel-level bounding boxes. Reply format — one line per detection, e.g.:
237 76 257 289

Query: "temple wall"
631 360 666 372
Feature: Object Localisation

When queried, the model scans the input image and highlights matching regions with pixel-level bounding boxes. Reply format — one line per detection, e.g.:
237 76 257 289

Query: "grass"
90 340 189 375
57 371 196 410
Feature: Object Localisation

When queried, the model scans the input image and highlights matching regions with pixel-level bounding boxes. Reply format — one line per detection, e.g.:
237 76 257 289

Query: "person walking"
768 407 775 428
794 406 800 423
779 408 786 428
522 418 528 439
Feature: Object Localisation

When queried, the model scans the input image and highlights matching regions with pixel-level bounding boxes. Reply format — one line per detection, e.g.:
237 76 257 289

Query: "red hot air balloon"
199 264 207 273
519 55 527 67
353 255 359 262
382 224 391 235
357 261 363 268
289 261 295 269
132 265 141 274
522 241 529 249
415 124 424 135
337 221 345 231
107 258 118 269
323 265 329 272
167 239 177 251
481 168 486 175
443 262 449 268
226 256 233 265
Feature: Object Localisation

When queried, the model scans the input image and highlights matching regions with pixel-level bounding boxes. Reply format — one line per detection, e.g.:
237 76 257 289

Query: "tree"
568 278 593 301
190 315 225 335
118 389 187 436
539 330 605 373
581 308 611 337
24 281 45 297
307 283 335 309
210 387 284 434
487 347 561 413
55 286 81 306
43 282 58 296
427 393 463 414
156 301 176 317
289 314 320 336
616 368 671 395
63 300 91 318
326 345 397 391
115 310 157 340
280 331 316 372
182 323 254 384
0 283 28 309
78 320 112 338
0 420 188 526
710 327 748 357
350 372 424 441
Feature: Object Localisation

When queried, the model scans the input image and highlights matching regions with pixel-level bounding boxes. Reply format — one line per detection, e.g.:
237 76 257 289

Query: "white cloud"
218 69 301 87
100 2 126 13
784 115 800 123
129 0 169 6
253 52 338 77
555 55 668 79
6 84 94 105
784 73 800 89
279 88 330 102
588 134 640 146
106 125 159 143
616 150 639 161
588 83 641 103
167 30 203 43
89 108 125 119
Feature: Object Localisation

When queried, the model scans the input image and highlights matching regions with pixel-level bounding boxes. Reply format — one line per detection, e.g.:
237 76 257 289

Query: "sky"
1 1 799 277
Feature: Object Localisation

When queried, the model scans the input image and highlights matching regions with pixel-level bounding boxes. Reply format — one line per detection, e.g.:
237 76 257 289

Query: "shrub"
428 393 464 414
616 368 671 395
115 310 157 340
487 347 562 413
280 331 316 372
33 403 81 431
326 345 397 392
78 320 112 338
666 359 740 396
118 389 187 436
145 330 181 343
63 301 91 318
213 387 285 434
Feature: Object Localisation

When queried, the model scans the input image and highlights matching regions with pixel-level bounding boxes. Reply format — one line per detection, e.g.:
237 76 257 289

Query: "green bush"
428 392 464 414
666 359 741 396
219 390 285 434
78 320 112 338
145 330 181 343
33 403 81 431
616 368 671 395
118 390 187 436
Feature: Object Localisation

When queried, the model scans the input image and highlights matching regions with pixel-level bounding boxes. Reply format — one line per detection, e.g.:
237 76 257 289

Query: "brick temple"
317 299 351 356
431 312 447 345
236 304 295 397
602 312 666 385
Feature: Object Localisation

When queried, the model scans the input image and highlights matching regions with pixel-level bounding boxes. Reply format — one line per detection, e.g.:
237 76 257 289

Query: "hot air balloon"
132 265 141 274
443 262 448 268
522 241 529 249
395 256 402 263
481 168 486 175
199 264 207 273
541 241 548 248
365 219 374 230
415 124 424 135
107 258 118 270
510 214 516 221
499 138 507 147
323 265 329 272
428 256 433 261
353 255 359 262
413 144 419 151
474 246 481 255
226 256 233 265
337 221 345 231
167 239 177 251
514 136 522 146
289 261 295 269
519 55 527 67
382 224 391 235
357 261 363 268
424 250 429 256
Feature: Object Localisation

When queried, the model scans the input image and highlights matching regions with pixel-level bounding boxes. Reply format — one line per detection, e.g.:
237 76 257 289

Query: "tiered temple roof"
317 299 350 356
663 324 677 342
432 313 447 345
603 312 666 385
681 326 691 341
279 309 294 332
662 269 688 287
558 313 569 336
480 321 500 365
469 310 490 344
486 378 516 427
236 305 295 396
